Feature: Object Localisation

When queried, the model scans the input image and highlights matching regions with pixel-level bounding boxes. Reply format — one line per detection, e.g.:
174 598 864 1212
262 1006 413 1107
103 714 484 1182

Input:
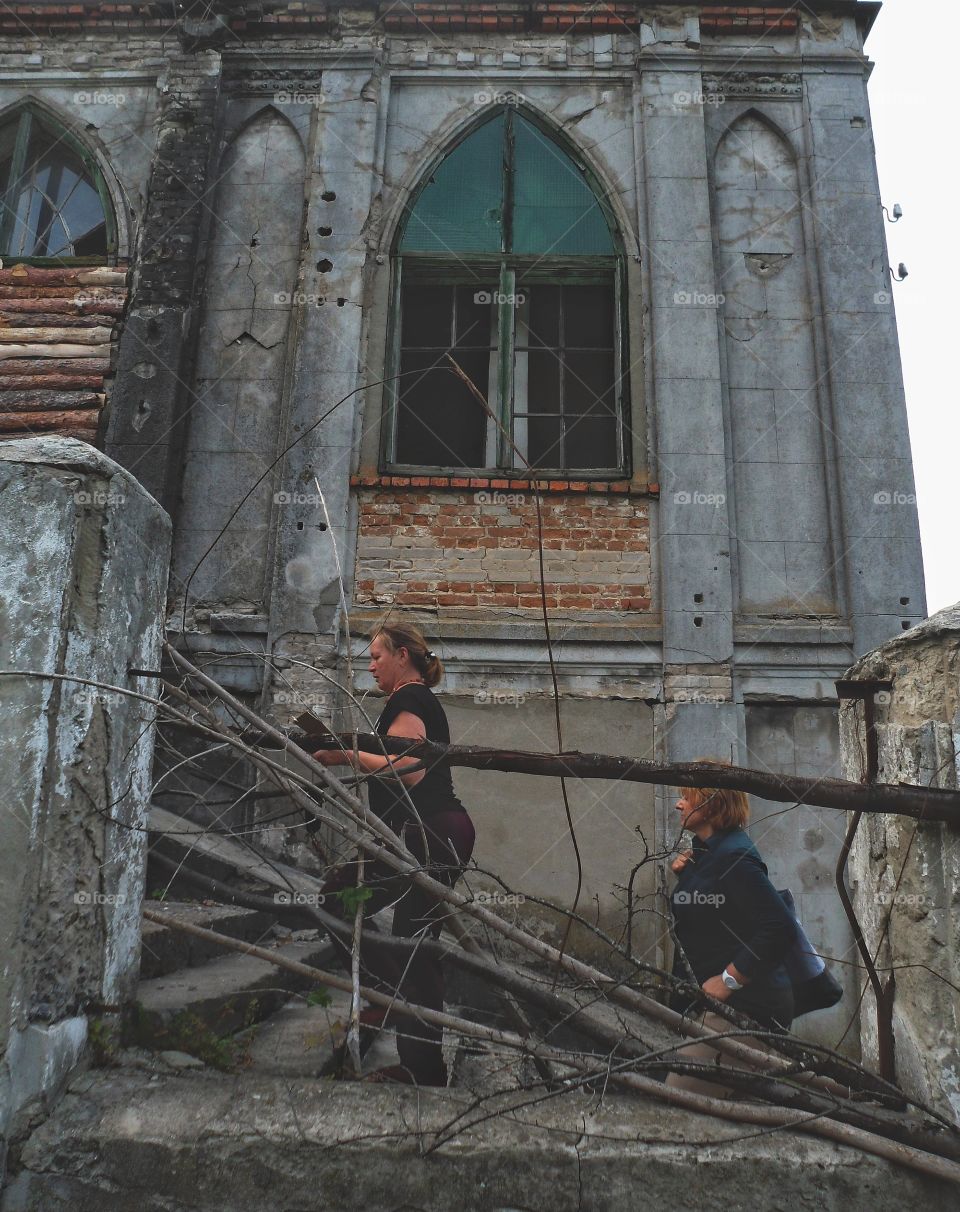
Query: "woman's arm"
314 709 427 787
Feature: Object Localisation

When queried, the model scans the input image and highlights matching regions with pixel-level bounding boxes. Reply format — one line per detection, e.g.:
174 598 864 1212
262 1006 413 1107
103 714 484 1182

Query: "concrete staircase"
133 900 408 1077
2 900 953 1209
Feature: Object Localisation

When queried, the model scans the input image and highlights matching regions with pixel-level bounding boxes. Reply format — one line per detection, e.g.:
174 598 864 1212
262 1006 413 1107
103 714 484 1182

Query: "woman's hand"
313 747 349 767
701 974 732 1002
671 849 694 874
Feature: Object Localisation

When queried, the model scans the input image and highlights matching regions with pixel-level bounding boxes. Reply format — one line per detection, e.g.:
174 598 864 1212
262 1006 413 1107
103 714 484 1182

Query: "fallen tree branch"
302 733 960 825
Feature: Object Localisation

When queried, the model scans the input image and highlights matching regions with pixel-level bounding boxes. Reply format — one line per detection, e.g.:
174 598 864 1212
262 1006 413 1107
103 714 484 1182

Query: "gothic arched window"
0 104 114 260
385 108 628 474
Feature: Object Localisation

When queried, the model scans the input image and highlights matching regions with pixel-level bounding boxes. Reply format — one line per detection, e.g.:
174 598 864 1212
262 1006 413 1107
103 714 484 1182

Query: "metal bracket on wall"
834 677 896 1083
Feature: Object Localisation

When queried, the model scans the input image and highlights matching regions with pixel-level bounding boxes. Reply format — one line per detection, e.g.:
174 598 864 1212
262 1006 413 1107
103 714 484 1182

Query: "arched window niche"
0 101 116 263
384 107 629 475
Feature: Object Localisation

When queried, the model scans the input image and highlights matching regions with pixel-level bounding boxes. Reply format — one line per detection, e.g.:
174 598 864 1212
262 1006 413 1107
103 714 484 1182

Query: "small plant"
124 1003 243 1072
306 987 331 1008
87 1015 121 1067
332 885 373 915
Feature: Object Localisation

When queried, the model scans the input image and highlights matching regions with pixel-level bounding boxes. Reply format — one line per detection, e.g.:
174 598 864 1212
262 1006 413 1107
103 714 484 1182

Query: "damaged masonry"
1 2 958 1209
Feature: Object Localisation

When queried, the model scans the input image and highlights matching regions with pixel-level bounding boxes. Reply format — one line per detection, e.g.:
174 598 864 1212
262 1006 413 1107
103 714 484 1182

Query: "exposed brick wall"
380 2 641 34
354 488 652 613
0 264 128 444
700 6 799 35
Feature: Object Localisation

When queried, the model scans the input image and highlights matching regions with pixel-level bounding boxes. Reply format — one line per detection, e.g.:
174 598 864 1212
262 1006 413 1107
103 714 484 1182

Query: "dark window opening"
0 105 114 261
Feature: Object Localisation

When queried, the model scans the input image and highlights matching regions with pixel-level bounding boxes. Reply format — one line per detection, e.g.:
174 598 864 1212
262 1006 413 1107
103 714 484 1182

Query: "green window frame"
383 107 629 477
0 103 117 264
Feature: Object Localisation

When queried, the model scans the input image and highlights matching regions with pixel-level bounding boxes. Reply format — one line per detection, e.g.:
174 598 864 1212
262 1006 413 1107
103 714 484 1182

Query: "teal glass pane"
512 115 614 255
399 113 505 253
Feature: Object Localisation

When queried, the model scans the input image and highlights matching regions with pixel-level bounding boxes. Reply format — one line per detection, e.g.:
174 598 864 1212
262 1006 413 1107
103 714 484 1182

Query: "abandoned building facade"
0 0 923 1057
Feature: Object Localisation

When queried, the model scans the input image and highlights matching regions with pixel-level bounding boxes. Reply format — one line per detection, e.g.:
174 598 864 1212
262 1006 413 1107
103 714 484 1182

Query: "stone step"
242 988 404 1079
5 1067 946 1211
139 901 279 979
132 937 337 1056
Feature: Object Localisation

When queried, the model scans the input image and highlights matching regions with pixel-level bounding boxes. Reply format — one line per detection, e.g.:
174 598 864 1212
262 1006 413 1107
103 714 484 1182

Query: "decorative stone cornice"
703 70 802 99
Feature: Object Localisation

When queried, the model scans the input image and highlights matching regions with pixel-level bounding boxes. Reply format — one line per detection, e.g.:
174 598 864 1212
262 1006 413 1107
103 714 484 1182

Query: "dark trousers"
320 808 476 1084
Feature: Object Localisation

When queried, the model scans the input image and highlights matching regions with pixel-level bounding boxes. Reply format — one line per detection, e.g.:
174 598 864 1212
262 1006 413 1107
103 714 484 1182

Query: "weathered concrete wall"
0 437 171 1170
839 604 960 1124
447 693 657 961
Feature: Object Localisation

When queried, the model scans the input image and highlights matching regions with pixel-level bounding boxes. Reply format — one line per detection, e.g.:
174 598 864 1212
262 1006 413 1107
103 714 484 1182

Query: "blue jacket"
670 827 797 1014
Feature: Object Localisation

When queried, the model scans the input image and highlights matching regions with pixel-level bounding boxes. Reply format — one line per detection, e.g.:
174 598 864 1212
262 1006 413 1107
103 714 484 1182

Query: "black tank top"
366 683 467 828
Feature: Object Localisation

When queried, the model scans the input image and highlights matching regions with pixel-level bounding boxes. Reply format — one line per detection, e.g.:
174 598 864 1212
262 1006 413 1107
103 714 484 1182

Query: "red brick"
437 593 479 606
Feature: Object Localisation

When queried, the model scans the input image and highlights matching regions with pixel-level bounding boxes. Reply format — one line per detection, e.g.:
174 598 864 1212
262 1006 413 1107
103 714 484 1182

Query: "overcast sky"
867 0 958 615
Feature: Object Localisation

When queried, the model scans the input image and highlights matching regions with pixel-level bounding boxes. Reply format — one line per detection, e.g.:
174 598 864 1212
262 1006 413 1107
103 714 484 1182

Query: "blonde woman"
666 779 797 1095
314 622 475 1086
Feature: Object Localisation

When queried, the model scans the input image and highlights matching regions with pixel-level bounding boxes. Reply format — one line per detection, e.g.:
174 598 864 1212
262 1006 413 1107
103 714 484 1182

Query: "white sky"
866 0 959 615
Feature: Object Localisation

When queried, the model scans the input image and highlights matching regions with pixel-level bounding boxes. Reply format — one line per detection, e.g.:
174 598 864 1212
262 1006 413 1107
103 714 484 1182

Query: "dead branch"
304 733 960 826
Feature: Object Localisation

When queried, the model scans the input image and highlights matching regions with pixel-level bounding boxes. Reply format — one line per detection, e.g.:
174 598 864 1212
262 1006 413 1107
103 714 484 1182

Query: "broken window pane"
399 112 505 254
565 416 617 469
396 280 493 465
396 351 489 466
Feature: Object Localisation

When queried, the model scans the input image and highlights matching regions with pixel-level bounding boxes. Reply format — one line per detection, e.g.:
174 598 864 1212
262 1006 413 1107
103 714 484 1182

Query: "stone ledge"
351 473 659 497
5 1068 949 1210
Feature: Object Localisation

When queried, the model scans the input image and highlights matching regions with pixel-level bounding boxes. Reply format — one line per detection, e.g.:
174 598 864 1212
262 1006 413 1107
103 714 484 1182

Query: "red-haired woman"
313 621 475 1087
666 779 797 1095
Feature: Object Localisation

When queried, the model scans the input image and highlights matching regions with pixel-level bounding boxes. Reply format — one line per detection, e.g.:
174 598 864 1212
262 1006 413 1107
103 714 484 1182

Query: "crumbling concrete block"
0 437 171 1175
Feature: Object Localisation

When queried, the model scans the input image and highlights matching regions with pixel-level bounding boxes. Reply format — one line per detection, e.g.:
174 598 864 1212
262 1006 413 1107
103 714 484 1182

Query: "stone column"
636 55 739 845
0 437 170 1174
